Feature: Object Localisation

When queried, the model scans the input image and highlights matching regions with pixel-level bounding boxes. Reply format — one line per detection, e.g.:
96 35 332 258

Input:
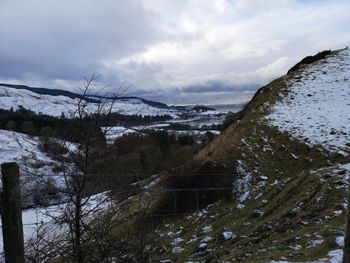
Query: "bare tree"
24 75 130 262
20 75 168 262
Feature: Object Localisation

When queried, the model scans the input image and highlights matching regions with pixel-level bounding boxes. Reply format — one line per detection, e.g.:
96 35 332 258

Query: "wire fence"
16 172 235 178
0 185 233 226
0 171 235 261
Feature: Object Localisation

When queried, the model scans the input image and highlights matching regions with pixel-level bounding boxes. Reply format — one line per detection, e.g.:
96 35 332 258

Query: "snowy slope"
0 130 56 176
150 48 350 262
267 48 350 154
0 130 65 207
0 85 179 117
0 192 111 260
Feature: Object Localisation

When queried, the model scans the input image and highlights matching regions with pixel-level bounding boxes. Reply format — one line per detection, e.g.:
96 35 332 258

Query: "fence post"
344 172 350 263
1 162 25 263
172 192 177 215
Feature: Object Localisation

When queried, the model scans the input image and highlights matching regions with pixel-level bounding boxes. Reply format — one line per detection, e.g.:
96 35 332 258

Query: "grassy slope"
152 51 350 262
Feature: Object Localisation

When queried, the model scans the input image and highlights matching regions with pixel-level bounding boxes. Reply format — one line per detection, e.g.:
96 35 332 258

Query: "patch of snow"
172 238 184 246
336 236 344 247
195 209 208 219
167 232 175 237
172 246 184 254
234 160 252 203
142 175 163 190
201 225 212 234
292 205 302 214
326 249 343 263
290 244 302 250
291 153 299 159
307 239 324 248
104 126 136 142
334 210 343 216
223 231 235 240
236 203 245 209
271 180 279 186
198 243 208 250
186 235 197 244
201 236 212 242
254 209 264 216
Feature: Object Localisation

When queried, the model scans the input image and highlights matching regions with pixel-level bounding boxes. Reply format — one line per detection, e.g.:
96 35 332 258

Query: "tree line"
0 106 172 139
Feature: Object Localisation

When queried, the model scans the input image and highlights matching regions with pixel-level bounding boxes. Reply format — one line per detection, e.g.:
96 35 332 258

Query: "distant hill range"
0 83 168 109
0 83 244 118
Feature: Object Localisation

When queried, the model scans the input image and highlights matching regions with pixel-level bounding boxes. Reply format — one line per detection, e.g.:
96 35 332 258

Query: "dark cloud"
181 80 258 94
127 84 256 105
0 0 157 82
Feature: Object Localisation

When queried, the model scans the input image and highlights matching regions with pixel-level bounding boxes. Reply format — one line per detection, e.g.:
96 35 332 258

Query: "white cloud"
0 0 349 103
256 57 291 80
115 0 350 94
233 0 297 15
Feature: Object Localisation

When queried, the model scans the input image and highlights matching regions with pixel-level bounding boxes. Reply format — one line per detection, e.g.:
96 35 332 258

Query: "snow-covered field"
104 124 221 143
267 48 350 154
167 115 225 128
0 85 179 117
104 126 138 143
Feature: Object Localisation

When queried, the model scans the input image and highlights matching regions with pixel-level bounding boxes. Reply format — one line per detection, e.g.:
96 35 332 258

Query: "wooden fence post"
1 162 25 263
196 191 199 210
343 173 350 263
172 192 177 215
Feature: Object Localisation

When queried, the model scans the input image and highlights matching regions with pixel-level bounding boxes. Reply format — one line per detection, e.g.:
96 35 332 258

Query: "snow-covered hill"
0 85 179 117
267 48 350 155
146 48 350 262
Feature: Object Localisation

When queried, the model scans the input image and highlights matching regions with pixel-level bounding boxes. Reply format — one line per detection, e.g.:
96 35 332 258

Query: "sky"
0 0 349 105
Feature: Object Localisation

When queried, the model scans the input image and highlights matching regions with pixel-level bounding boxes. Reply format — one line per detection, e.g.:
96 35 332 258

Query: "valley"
1 1 349 262
0 48 349 262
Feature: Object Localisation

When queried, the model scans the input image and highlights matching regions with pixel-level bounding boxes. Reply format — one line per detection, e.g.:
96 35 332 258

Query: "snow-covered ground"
104 124 220 143
167 115 225 128
267 48 350 154
104 126 138 143
0 130 67 206
0 130 58 180
0 130 52 167
0 192 112 260
0 85 179 117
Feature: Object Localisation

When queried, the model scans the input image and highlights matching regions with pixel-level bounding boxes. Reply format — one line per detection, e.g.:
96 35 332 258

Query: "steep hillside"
150 48 350 262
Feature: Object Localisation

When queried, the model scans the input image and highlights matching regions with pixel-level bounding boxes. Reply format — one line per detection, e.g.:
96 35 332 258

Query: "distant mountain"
0 83 169 109
0 83 178 118
191 105 216 112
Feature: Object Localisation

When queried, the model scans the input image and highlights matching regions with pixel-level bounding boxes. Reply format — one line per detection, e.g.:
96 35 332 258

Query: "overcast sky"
1 0 349 104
